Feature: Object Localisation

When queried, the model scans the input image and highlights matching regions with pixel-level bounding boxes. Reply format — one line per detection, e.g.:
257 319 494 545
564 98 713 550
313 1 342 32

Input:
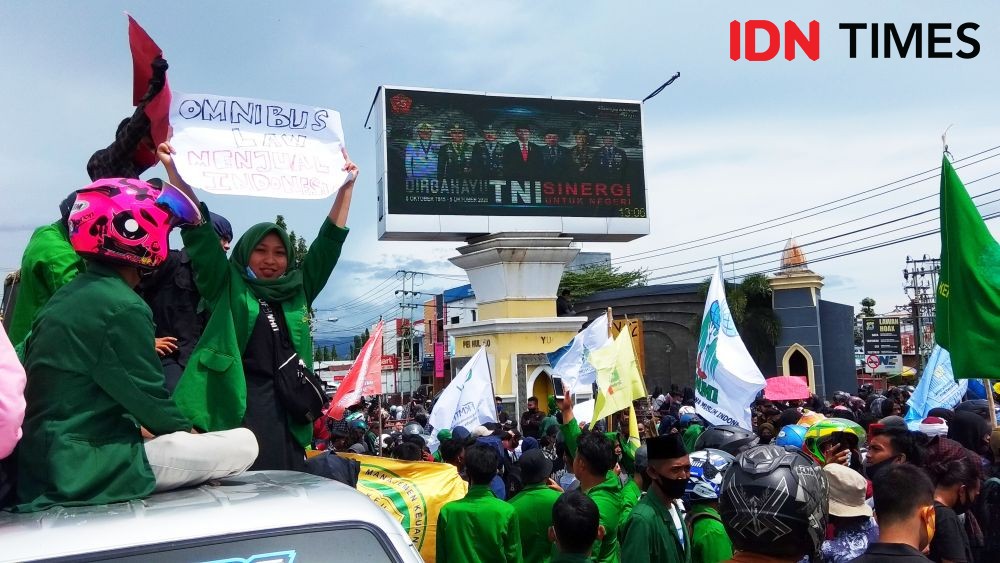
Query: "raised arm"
329 146 359 228
300 148 358 302
156 143 232 304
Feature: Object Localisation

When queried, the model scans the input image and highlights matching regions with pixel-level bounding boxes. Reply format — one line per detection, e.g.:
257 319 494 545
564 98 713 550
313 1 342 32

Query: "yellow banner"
341 454 468 563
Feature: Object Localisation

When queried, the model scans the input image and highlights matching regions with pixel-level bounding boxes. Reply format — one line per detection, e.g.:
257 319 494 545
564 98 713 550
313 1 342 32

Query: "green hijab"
230 222 303 302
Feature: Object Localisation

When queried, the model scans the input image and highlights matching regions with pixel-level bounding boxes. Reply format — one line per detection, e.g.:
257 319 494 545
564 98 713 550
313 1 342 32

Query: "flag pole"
623 312 654 436
484 348 499 421
986 378 997 430
605 307 614 432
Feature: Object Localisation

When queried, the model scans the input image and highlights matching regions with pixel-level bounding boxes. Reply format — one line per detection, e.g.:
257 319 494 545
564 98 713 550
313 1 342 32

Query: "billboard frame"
374 85 651 242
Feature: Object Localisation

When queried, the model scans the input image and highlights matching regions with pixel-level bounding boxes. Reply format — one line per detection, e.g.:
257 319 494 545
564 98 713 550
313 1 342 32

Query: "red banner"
381 354 398 370
328 320 384 419
434 342 445 379
127 15 171 145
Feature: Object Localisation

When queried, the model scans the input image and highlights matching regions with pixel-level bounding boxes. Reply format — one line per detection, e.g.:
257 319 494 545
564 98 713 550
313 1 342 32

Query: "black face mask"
864 457 896 481
654 474 689 500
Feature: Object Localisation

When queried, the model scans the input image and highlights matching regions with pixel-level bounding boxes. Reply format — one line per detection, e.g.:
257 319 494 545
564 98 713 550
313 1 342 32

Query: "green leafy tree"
559 263 647 299
855 297 876 346
329 345 339 361
693 273 781 369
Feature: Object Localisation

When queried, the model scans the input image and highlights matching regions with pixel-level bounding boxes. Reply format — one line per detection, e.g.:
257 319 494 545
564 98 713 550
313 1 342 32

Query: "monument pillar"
447 232 587 418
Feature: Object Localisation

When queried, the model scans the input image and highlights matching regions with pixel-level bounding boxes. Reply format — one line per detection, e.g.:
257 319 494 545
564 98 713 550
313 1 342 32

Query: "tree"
859 297 876 317
694 273 781 369
855 297 876 346
559 263 647 299
329 345 339 361
274 215 308 268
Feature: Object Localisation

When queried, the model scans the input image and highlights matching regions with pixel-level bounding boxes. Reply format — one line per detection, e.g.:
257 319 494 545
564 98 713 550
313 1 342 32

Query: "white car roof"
0 471 421 562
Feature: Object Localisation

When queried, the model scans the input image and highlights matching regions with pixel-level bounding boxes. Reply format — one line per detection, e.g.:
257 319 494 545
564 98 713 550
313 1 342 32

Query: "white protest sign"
169 92 348 199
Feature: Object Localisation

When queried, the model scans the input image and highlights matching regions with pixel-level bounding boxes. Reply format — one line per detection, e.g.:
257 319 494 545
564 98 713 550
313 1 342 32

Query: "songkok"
646 433 687 461
519 449 552 485
919 416 948 437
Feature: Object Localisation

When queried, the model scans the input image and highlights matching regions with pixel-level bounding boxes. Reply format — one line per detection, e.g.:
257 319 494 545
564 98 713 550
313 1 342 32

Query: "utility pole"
902 255 941 372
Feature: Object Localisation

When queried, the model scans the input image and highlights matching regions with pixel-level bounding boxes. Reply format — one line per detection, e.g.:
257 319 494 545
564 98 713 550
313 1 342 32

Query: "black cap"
519 448 553 485
646 434 687 461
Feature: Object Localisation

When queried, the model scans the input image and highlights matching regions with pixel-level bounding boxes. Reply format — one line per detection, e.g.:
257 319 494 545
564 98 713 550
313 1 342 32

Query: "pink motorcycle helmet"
67 178 181 269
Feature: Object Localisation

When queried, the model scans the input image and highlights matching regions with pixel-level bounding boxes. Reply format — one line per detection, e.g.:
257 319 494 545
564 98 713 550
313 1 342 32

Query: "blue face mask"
245 266 258 279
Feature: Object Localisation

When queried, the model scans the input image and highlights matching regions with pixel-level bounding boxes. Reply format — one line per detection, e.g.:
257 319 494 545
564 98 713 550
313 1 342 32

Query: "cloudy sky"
2 2 999 340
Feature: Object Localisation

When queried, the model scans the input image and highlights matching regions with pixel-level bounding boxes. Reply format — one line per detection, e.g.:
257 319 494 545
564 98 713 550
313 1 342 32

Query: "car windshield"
78 525 398 563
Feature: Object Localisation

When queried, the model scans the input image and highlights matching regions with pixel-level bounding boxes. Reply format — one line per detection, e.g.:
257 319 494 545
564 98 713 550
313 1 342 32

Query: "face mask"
864 457 896 481
654 474 689 500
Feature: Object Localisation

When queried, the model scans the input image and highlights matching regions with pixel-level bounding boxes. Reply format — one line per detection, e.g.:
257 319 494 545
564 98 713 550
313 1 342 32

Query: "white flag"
428 348 497 432
549 315 613 392
694 264 766 429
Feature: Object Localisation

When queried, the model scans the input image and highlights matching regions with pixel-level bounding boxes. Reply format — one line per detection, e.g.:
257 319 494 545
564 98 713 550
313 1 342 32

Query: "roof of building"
443 283 475 303
580 283 702 302
780 238 810 271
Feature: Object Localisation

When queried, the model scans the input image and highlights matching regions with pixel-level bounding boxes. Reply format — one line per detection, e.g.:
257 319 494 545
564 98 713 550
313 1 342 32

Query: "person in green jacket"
620 434 691 563
437 443 523 563
550 490 605 563
16 177 257 512
559 394 623 563
684 449 735 563
158 143 359 471
6 193 85 347
510 449 561 562
619 444 648 528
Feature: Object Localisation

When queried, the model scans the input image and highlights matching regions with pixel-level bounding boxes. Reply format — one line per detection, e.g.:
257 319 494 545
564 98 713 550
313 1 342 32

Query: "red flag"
127 14 171 145
327 321 384 420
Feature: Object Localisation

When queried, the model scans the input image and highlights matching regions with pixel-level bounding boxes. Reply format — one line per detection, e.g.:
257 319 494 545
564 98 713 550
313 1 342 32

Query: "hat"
448 122 465 133
452 426 473 444
879 415 907 430
919 416 949 437
209 212 233 242
521 436 540 453
416 122 432 130
437 429 453 442
519 449 553 485
646 434 687 461
823 464 872 518
472 425 492 438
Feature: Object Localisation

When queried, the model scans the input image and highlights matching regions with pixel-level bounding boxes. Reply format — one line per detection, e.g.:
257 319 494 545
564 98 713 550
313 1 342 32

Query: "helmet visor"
156 182 202 226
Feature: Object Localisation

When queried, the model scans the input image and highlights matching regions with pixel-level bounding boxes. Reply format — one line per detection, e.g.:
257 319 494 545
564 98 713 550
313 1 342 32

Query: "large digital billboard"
374 86 649 241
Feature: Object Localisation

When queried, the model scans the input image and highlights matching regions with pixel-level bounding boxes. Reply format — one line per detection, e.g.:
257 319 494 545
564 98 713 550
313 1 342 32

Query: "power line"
651 210 1000 284
642 179 1000 279
568 146 1000 272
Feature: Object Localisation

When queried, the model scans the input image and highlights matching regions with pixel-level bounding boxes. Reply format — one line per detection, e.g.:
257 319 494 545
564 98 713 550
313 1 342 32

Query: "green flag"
936 155 1000 378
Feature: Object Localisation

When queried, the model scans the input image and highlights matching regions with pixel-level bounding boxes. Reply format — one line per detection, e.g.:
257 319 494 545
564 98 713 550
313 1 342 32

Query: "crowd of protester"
0 54 998 563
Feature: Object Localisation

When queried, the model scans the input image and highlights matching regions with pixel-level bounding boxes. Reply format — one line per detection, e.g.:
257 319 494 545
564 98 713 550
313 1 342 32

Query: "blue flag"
904 346 968 430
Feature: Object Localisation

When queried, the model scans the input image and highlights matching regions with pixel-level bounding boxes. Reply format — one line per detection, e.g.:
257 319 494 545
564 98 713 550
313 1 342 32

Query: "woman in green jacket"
158 143 359 471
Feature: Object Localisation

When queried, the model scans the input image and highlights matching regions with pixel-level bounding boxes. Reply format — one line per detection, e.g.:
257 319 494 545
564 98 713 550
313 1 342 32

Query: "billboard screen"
375 86 650 241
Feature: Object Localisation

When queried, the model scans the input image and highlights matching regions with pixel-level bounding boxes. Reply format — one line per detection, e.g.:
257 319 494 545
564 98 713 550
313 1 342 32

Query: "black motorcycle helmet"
693 425 759 456
402 422 425 436
720 445 828 561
